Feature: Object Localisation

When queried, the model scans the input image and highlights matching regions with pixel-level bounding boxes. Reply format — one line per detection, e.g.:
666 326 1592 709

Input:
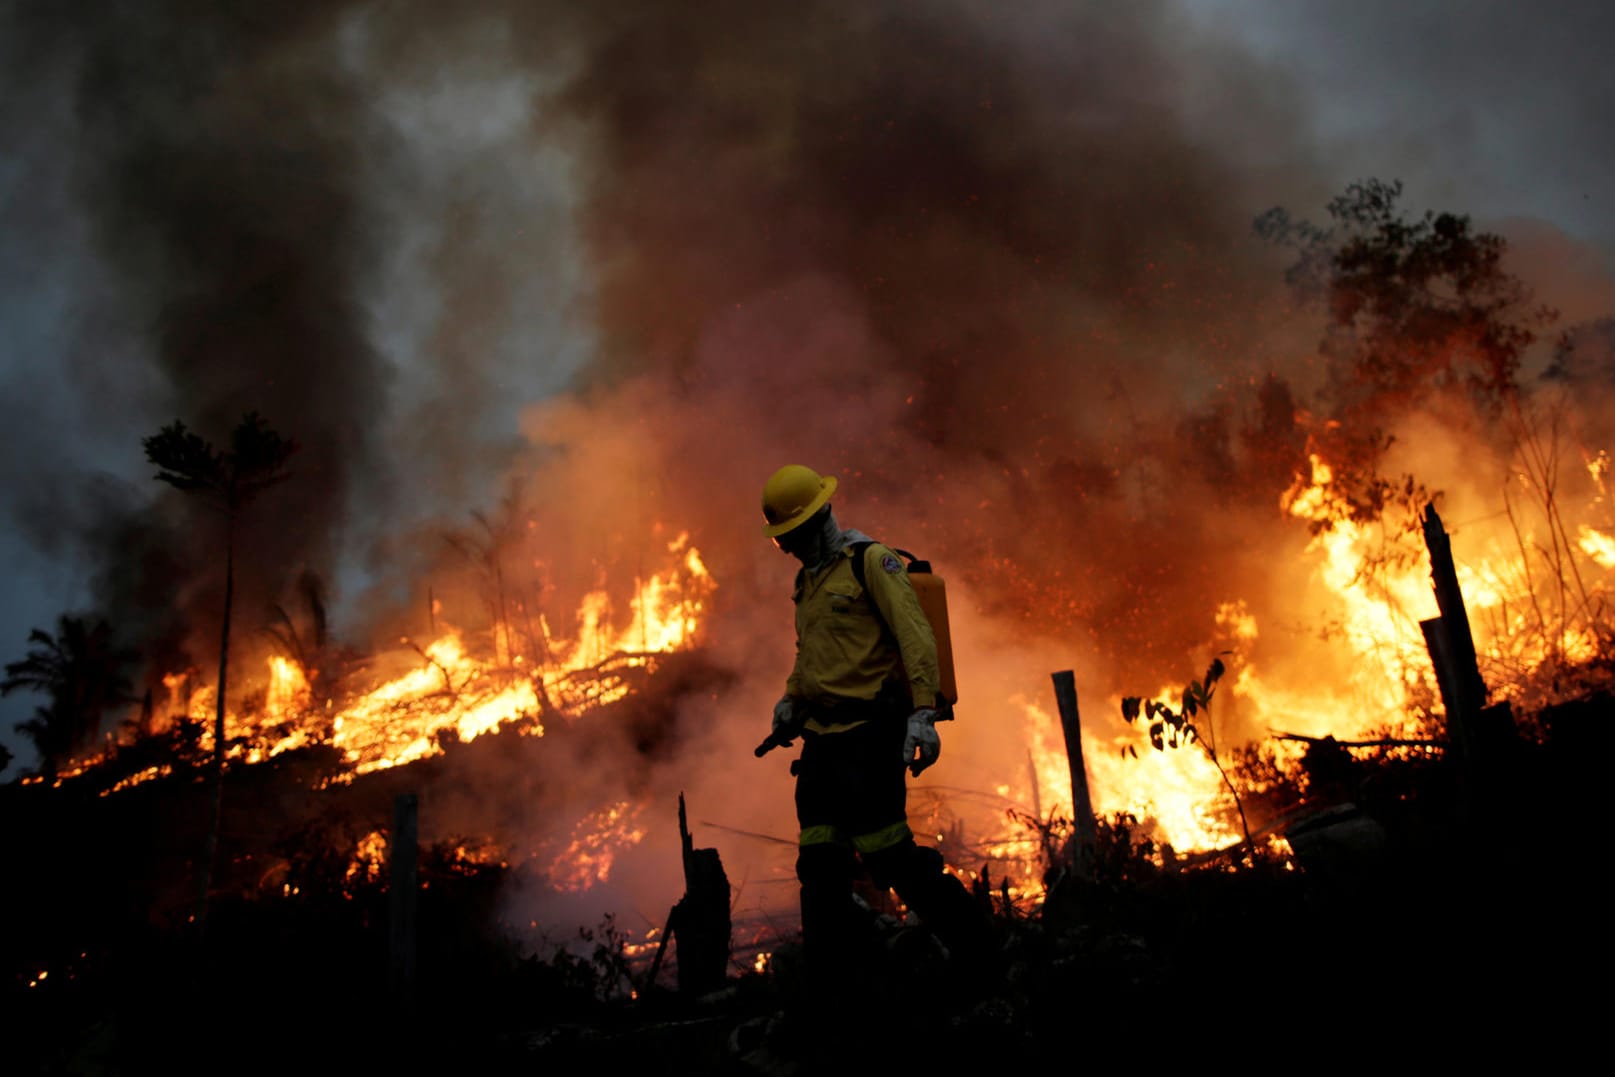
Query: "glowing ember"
346 830 388 886
98 765 172 798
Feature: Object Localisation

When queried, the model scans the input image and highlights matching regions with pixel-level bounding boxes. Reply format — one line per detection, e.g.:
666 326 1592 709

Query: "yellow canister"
905 561 957 708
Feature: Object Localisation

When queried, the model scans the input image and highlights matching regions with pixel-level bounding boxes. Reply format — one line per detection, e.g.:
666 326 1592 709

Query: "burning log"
1272 731 1441 750
645 793 731 998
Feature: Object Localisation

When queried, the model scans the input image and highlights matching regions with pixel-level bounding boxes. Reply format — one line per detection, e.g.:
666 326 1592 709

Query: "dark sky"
1 0 1611 777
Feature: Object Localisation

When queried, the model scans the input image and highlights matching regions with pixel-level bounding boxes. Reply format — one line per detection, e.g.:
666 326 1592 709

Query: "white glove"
903 708 941 775
772 696 797 746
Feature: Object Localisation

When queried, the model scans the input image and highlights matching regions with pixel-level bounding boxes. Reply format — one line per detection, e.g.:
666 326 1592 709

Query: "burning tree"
1257 178 1554 457
1260 179 1611 709
1256 178 1548 534
143 411 298 925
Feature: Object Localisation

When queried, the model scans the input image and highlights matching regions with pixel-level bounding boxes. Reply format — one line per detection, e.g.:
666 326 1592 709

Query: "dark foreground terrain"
6 689 1611 1074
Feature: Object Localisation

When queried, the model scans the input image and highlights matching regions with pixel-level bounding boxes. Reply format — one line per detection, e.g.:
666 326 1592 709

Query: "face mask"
775 507 842 570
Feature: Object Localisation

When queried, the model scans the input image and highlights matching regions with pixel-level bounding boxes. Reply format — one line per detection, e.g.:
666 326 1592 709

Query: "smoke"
4 0 1614 938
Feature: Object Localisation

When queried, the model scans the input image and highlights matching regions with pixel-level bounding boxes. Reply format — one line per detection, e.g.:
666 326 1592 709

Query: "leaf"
1148 723 1164 752
1121 697 1141 722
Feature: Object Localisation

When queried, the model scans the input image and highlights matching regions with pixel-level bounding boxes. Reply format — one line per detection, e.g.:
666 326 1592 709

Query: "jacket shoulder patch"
880 553 903 574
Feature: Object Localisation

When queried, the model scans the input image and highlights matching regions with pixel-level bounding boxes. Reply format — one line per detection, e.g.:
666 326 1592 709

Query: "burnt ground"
4 689 1612 1074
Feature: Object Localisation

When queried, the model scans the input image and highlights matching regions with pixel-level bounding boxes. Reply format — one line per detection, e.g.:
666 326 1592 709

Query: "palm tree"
144 411 297 926
2 615 139 778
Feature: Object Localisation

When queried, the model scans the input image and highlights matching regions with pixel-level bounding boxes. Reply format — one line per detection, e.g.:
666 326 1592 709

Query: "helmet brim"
761 475 837 538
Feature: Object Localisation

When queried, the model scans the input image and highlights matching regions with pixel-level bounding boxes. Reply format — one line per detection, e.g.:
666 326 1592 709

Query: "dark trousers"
793 718 989 996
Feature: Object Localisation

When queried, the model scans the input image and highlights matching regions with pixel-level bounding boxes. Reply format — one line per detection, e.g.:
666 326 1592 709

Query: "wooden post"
1050 671 1097 880
1421 504 1522 823
1421 505 1488 737
1420 616 1475 761
389 793 418 1008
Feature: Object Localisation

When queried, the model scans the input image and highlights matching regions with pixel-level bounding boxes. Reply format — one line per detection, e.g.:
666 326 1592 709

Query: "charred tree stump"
389 792 418 1009
655 793 731 998
1421 503 1492 749
1051 671 1097 881
1420 615 1476 762
1421 504 1519 816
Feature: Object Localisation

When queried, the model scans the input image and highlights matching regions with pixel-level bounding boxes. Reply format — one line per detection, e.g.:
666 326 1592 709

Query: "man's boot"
867 839 999 993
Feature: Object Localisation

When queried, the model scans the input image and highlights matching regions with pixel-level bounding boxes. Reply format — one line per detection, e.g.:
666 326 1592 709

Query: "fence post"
1051 670 1097 880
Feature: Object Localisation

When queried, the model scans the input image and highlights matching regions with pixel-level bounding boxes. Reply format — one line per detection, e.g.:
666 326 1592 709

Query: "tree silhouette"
1121 653 1255 855
143 411 297 926
2 614 139 778
264 568 329 678
1258 180 1605 682
1255 178 1556 528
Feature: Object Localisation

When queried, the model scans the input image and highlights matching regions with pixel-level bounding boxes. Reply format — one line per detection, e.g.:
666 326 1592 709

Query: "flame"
1579 525 1615 570
44 427 1615 913
98 764 172 798
128 534 715 786
346 830 389 887
1000 444 1614 872
546 801 647 892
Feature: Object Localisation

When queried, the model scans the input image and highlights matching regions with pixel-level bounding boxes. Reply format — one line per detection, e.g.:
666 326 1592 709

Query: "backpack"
848 541 958 711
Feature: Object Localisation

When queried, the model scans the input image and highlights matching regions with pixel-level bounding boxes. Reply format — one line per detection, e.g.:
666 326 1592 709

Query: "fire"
1279 454 1439 735
346 830 389 887
546 801 647 892
42 435 1615 912
997 441 1615 871
1579 525 1615 569
99 765 172 798
138 532 714 784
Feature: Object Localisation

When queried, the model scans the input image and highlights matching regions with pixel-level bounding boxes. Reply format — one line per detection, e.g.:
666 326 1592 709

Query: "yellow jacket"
787 541 939 733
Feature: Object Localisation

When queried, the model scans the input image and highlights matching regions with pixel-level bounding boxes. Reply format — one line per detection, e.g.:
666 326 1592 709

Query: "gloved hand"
772 696 798 747
903 708 941 776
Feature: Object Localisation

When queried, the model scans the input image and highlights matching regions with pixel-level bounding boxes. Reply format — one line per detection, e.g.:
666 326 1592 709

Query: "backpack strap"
848 541 873 590
847 541 918 590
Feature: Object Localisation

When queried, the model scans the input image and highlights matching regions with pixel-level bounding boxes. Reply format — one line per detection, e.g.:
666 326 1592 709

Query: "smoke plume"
4 0 1614 937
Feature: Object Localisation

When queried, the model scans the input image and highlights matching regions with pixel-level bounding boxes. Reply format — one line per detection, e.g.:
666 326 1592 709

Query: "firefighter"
760 463 992 1005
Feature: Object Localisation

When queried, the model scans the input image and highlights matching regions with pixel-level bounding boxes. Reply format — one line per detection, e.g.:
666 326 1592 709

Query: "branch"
405 640 457 698
1271 731 1445 750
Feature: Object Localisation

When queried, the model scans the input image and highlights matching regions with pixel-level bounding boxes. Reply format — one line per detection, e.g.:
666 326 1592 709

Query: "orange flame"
143 533 715 786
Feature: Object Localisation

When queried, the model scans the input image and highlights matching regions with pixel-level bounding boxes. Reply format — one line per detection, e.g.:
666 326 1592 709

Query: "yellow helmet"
761 464 838 538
